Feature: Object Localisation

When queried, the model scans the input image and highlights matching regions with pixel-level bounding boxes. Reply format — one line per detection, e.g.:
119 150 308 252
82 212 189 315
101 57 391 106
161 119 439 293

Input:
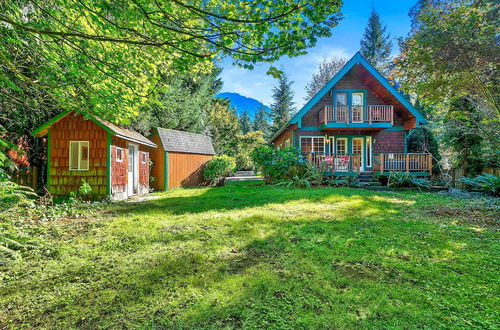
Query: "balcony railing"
374 153 432 174
305 153 362 173
319 105 394 125
304 152 432 174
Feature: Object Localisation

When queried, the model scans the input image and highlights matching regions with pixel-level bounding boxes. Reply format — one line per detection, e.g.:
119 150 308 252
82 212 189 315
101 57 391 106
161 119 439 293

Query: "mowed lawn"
1 182 498 328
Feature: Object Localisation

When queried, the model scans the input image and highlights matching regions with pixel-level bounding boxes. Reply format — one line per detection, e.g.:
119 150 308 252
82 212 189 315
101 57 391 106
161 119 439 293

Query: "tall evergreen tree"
360 9 392 73
253 104 270 137
304 57 346 101
239 110 252 134
270 72 295 134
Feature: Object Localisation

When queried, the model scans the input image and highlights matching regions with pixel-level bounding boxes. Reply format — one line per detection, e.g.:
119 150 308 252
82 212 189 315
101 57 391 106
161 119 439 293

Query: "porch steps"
225 171 263 182
358 172 381 187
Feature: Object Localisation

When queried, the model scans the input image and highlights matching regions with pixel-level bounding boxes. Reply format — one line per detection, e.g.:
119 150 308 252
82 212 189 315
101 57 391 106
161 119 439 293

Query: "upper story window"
69 141 89 170
336 92 347 106
300 137 324 154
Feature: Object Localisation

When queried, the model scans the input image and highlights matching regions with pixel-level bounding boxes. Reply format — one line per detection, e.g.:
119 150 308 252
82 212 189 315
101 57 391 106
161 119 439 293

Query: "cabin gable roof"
32 110 157 148
271 52 427 141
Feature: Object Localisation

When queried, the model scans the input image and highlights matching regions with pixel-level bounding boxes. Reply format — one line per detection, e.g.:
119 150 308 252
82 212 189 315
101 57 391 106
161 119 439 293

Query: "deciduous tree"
304 57 346 101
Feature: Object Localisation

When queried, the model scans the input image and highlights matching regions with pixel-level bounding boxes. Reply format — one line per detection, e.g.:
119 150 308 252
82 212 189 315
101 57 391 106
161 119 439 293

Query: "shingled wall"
49 113 107 197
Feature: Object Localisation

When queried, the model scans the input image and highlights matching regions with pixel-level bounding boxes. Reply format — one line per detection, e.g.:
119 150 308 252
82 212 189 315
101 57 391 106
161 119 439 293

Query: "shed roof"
154 128 215 155
32 110 157 148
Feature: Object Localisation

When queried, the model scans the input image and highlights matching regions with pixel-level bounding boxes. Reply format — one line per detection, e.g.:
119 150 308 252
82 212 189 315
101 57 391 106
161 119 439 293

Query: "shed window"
300 137 324 154
141 152 147 164
285 139 290 147
116 148 123 162
69 141 89 170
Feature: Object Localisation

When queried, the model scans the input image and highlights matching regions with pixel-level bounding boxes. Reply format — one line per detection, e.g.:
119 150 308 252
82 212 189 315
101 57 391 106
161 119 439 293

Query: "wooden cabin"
271 52 432 177
32 110 157 200
149 128 215 190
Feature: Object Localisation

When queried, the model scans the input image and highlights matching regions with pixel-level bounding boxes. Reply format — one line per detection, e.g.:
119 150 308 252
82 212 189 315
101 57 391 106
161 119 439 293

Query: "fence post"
406 154 409 173
380 154 384 173
428 155 432 176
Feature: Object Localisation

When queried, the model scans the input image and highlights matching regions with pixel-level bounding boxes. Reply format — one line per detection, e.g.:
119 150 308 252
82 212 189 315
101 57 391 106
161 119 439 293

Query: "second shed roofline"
151 127 215 155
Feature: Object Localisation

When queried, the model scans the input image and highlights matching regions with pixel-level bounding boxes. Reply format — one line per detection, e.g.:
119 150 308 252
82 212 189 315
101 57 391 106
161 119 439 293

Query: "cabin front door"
352 137 364 172
127 144 138 195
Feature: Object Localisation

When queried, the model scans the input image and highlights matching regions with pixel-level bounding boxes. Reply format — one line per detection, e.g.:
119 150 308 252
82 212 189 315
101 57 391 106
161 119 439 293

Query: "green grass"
1 182 499 328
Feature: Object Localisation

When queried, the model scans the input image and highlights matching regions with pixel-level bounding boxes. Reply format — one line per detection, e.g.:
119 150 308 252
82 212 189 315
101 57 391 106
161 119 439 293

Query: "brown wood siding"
373 130 405 153
168 152 212 188
49 113 107 197
138 145 149 188
273 129 293 148
110 136 128 195
301 65 403 127
149 134 165 191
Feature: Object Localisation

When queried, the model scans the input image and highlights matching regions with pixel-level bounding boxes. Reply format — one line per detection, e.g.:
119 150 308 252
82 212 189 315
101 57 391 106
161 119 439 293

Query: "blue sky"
219 0 416 108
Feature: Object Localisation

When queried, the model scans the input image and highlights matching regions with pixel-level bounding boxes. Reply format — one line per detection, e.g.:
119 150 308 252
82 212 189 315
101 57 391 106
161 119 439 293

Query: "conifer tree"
360 9 392 73
270 72 295 134
239 110 252 134
253 104 270 136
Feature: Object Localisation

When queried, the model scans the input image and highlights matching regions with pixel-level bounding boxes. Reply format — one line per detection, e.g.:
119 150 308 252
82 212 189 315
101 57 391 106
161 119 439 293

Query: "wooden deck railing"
319 105 393 125
306 153 361 173
374 153 432 174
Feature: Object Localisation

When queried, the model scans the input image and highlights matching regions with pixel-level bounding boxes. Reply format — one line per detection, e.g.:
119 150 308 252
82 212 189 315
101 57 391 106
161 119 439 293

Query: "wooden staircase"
358 172 381 187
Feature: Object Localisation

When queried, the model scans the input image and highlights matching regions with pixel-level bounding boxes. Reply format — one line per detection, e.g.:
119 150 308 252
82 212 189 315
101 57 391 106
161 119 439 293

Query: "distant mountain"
217 92 270 119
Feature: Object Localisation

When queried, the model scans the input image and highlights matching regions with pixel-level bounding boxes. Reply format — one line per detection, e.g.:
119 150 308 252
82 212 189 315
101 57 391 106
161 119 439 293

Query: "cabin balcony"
318 105 394 128
306 152 432 176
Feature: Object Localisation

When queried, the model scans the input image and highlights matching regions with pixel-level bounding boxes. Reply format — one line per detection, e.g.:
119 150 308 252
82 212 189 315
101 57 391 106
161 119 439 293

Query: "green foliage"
395 0 499 117
69 180 93 201
441 97 499 176
206 101 242 156
388 172 430 190
252 104 271 138
270 71 295 135
460 174 500 196
238 110 252 134
251 146 305 184
360 9 392 73
407 128 441 170
1 0 343 123
203 155 236 186
234 131 266 170
0 179 38 209
131 70 222 135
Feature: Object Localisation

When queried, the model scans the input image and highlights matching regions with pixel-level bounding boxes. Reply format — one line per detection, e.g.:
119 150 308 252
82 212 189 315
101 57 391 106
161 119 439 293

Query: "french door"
352 92 364 122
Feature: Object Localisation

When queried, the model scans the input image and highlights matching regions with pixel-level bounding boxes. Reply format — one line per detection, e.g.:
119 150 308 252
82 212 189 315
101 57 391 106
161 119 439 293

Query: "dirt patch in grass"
424 205 499 230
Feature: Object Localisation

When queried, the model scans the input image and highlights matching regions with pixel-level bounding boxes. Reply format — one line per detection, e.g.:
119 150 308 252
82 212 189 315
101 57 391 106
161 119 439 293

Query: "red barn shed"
32 110 156 200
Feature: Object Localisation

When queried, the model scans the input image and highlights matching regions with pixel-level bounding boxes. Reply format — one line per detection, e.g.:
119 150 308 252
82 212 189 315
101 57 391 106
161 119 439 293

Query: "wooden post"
380 154 384 173
390 106 394 126
369 106 372 125
32 166 38 191
406 154 409 172
428 154 432 176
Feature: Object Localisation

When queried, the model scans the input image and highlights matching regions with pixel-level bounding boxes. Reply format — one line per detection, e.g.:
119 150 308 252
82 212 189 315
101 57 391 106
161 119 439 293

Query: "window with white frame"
285 139 290 147
336 138 347 154
300 137 324 154
116 147 123 162
141 152 147 164
69 141 89 170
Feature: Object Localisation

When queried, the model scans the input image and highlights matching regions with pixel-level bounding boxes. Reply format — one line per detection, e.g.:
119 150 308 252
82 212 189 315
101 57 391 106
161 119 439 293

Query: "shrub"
251 146 306 184
69 180 93 201
203 155 236 186
388 172 430 190
460 173 500 196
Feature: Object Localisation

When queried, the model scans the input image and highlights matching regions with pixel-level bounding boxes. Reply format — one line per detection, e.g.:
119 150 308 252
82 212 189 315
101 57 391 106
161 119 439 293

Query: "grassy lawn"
1 182 498 328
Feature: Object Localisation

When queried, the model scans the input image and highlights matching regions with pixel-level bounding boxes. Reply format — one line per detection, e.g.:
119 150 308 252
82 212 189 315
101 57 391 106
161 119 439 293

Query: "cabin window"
336 138 347 154
336 92 347 106
285 139 290 147
116 147 123 162
141 152 147 164
300 137 324 154
69 141 89 171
